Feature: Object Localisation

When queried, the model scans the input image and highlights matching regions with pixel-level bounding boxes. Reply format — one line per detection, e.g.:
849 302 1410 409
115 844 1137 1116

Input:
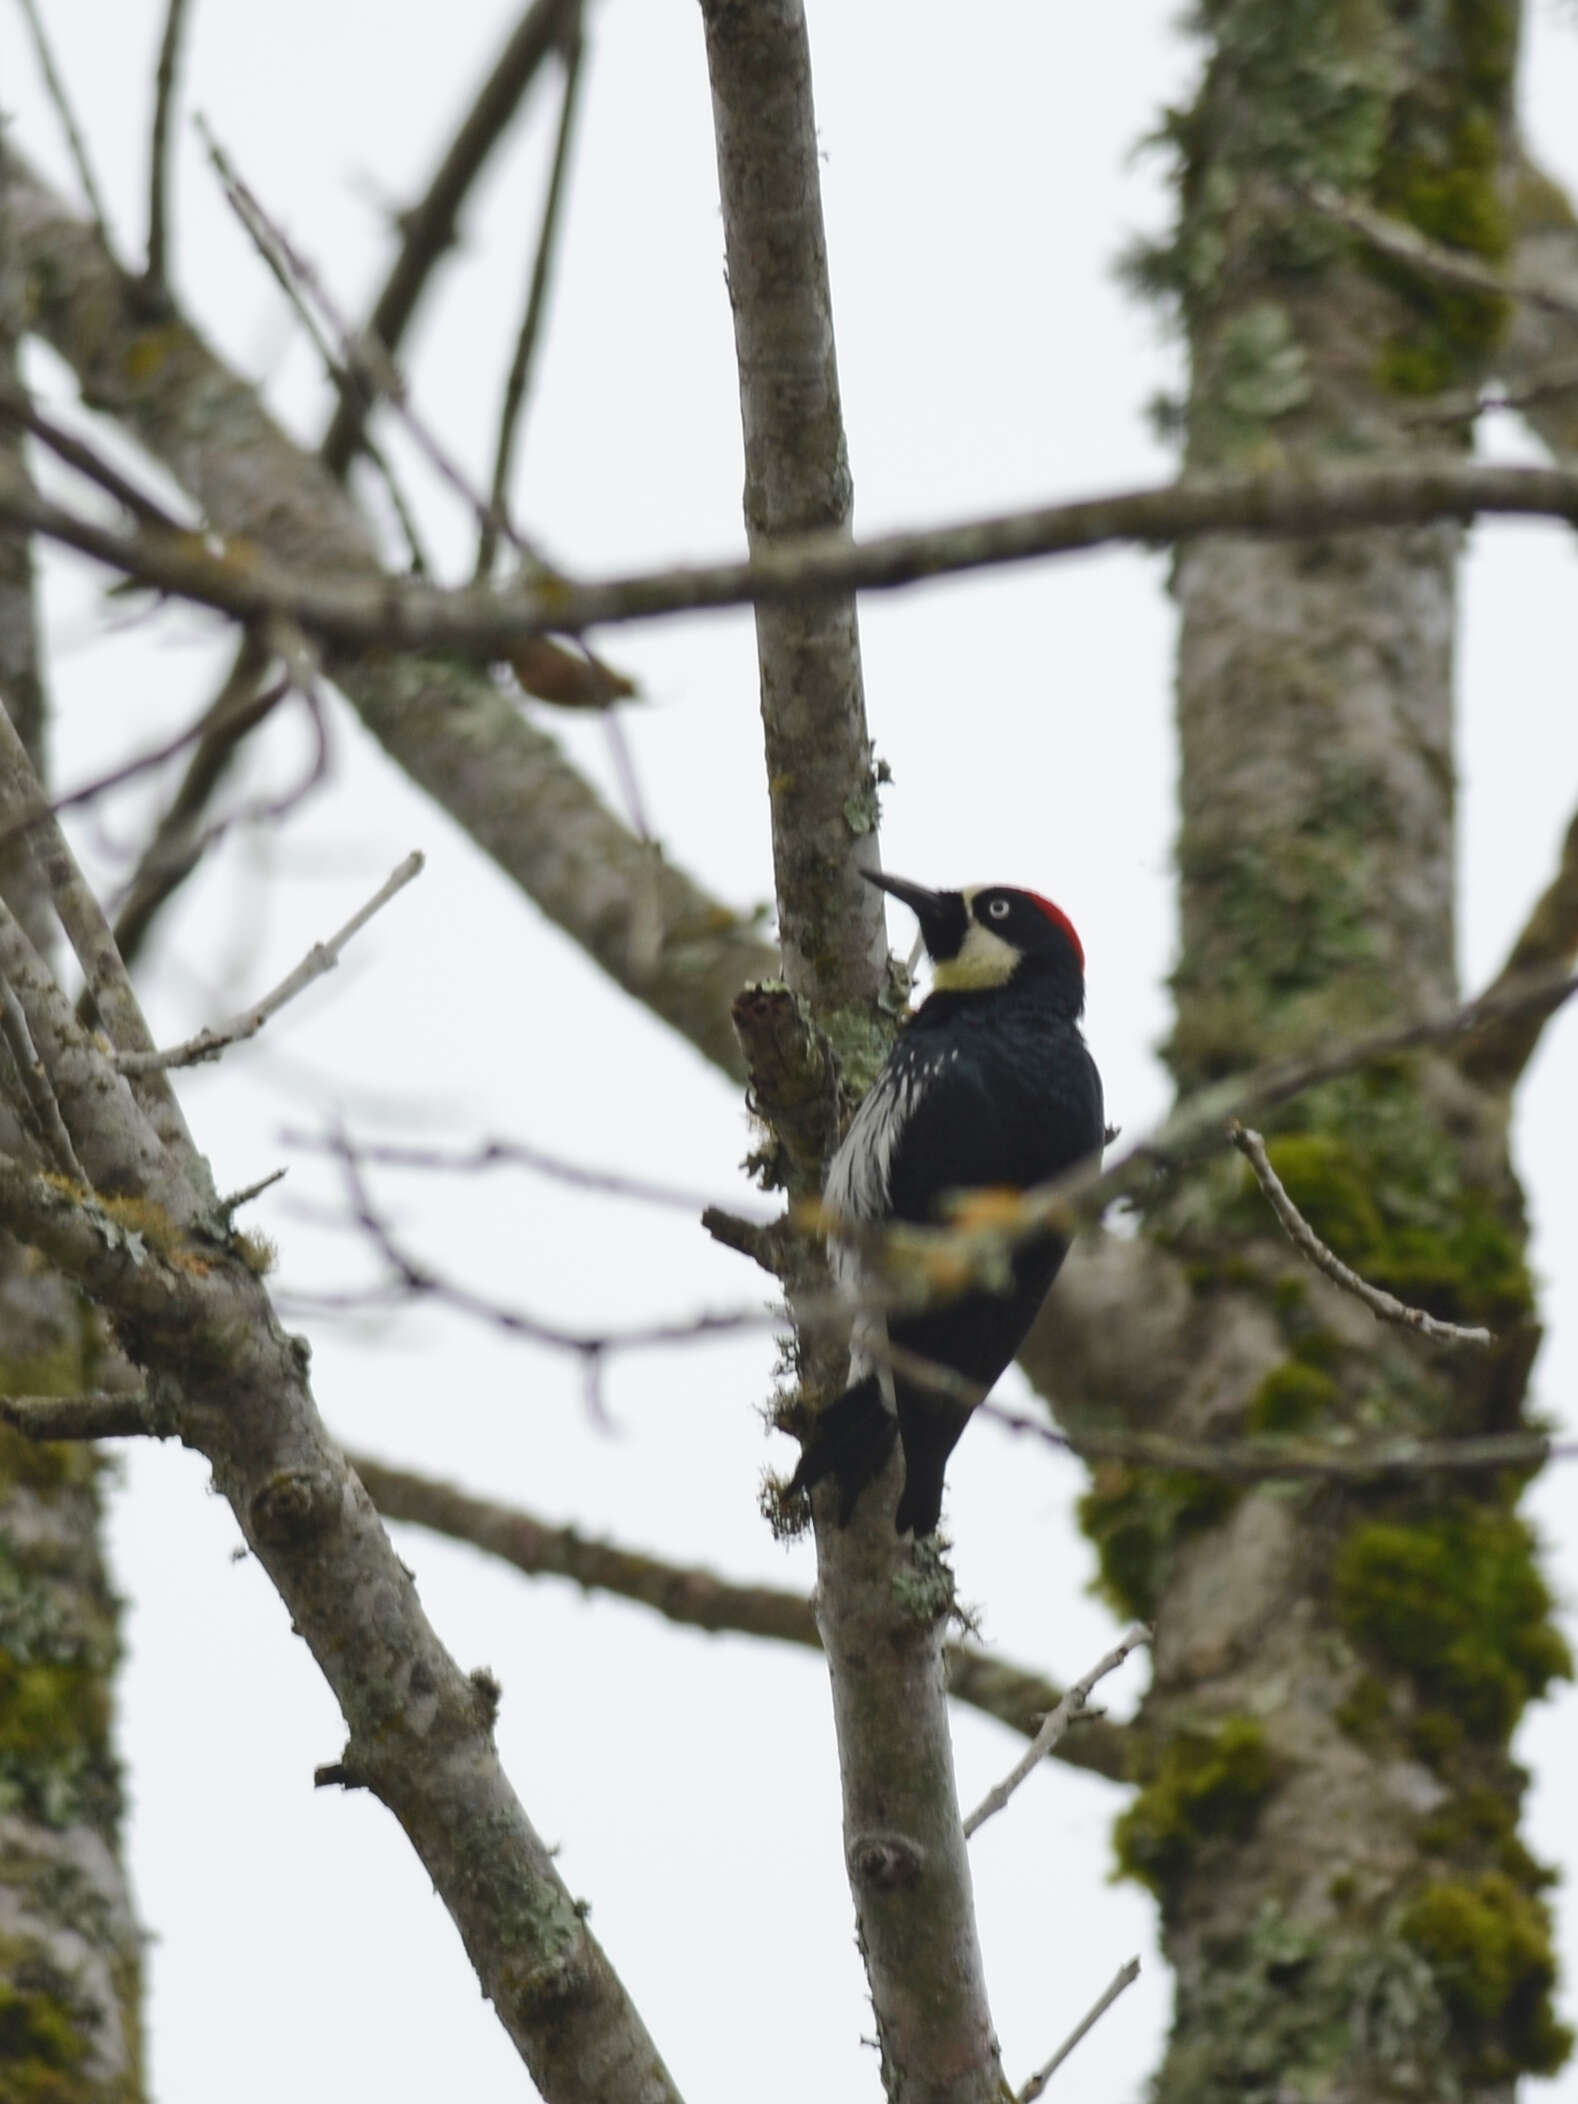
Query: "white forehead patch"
930 887 1021 991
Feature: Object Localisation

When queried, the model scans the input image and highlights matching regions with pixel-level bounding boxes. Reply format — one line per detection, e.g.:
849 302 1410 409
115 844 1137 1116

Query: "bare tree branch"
11 0 113 252
699 1 1001 2096
320 0 582 477
1017 1957 1142 2102
144 0 193 300
0 380 188 530
7 146 776 1081
480 12 586 577
0 1390 163 1440
1308 181 1578 325
348 1451 1133 1784
963 1624 1149 1840
0 721 686 2102
118 849 423 1073
8 452 1578 660
1229 1122 1492 1346
0 697 204 1176
199 121 532 563
982 1397 1578 1481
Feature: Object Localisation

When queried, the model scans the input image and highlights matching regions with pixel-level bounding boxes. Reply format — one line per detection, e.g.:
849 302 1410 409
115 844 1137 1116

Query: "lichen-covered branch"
349 1450 1132 1783
698 4 1000 2097
0 217 148 2102
0 726 681 2100
10 449 1578 659
5 146 774 1081
1088 5 1572 2096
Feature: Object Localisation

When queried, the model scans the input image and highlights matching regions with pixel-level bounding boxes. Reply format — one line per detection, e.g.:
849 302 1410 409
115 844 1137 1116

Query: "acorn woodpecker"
788 870 1104 1536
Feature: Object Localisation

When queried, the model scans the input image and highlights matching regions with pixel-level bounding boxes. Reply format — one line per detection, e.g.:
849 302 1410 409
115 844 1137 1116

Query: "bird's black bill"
862 868 968 962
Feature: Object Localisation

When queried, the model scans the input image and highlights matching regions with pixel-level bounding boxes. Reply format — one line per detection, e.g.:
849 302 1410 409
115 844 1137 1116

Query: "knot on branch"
469 1665 502 1732
847 1830 926 1892
731 982 842 1195
250 1464 342 1545
314 1750 368 1792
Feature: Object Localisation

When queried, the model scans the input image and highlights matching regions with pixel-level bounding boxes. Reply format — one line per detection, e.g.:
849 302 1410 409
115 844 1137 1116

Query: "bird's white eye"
987 897 1010 921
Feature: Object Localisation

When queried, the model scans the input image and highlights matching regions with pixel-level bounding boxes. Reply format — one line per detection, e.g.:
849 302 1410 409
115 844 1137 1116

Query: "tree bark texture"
1033 6 1571 2100
0 197 147 2103
700 7 1002 2100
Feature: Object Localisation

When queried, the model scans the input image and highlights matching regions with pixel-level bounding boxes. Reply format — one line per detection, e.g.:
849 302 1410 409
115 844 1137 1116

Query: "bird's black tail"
786 1376 898 1526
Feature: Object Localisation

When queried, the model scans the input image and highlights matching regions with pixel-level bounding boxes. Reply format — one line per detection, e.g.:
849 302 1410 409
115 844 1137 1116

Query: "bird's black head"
864 870 1086 1008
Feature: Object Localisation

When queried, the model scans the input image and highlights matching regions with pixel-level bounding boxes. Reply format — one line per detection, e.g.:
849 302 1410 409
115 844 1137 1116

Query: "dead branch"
1017 1958 1142 2102
12 0 113 252
349 1451 1132 1783
964 1624 1149 1839
480 12 586 577
1308 181 1578 324
1230 1123 1492 1346
144 0 193 300
8 146 777 1083
199 121 532 563
320 0 583 477
118 849 423 1074
7 454 1578 659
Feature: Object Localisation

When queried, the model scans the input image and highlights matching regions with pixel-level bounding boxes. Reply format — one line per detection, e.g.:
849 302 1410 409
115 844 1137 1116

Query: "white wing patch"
822 1056 935 1409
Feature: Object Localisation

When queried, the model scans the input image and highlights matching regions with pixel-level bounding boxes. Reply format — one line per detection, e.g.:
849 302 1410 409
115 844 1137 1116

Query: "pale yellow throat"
929 912 1022 993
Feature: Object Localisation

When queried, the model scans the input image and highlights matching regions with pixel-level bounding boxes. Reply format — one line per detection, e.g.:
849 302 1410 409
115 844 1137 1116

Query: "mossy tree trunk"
1035 5 1571 2099
0 245 146 2101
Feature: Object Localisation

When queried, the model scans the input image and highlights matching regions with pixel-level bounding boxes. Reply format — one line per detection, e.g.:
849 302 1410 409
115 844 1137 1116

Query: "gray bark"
0 194 147 2101
1025 6 1571 2099
699 5 1002 2098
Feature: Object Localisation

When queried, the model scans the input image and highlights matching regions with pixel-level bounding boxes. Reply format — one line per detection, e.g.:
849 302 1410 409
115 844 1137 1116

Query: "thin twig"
964 1624 1150 1838
1396 354 1578 427
217 1165 286 1213
279 1125 767 1220
144 0 193 298
1017 1958 1142 2102
979 1402 1568 1482
0 384 187 531
0 698 197 1163
478 13 586 577
109 641 289 969
117 850 424 1073
1308 182 1578 325
12 0 114 250
1230 1123 1492 1347
0 974 86 1179
198 119 537 564
320 0 581 477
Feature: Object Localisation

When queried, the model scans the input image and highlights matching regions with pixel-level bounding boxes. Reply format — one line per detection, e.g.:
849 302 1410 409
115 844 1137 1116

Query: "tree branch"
9 448 1578 661
480 11 586 577
6 147 777 1080
699 2 999 2096
963 1624 1149 1839
1017 1957 1142 2102
320 0 582 477
349 1451 1133 1784
144 0 193 300
117 849 423 1073
1230 1122 1492 1346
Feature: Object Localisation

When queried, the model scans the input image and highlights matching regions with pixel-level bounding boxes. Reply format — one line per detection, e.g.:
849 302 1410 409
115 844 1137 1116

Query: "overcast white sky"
5 3 1578 2099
